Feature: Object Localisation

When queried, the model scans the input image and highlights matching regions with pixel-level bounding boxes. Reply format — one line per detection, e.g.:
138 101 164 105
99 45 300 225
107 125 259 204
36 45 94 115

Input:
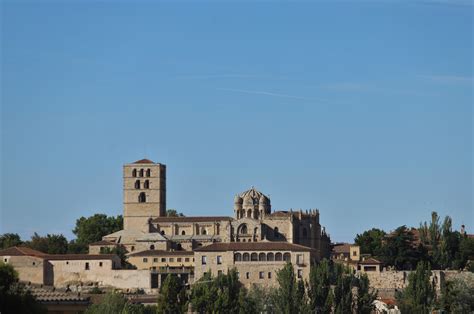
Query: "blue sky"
1 0 472 242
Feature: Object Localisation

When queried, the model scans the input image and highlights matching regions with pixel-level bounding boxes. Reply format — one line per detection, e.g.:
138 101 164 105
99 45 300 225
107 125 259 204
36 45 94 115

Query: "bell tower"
123 159 166 230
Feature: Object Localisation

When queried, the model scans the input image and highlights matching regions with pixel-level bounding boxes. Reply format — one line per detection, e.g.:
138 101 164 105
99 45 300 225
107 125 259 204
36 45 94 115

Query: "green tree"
333 265 353 314
381 225 427 270
355 273 377 314
157 274 186 314
73 214 123 252
0 233 23 249
308 259 331 313
189 272 218 313
0 262 46 314
273 262 304 314
25 233 69 254
354 228 386 256
166 209 185 217
85 291 147 314
438 277 474 313
397 261 435 314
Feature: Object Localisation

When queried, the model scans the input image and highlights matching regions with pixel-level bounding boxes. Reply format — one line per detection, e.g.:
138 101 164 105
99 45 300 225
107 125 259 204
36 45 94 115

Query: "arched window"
275 253 283 261
283 253 291 262
139 169 144 177
274 227 279 238
216 224 220 235
181 230 186 235
146 169 151 177
251 253 258 261
267 253 274 261
131 246 135 252
144 180 150 189
132 169 137 177
259 253 266 261
150 245 155 250
138 192 146 203
177 244 182 250
239 224 248 235
160 230 165 235
234 253 242 261
243 253 250 261
135 180 140 189
202 228 207 235
302 228 308 237
247 209 252 218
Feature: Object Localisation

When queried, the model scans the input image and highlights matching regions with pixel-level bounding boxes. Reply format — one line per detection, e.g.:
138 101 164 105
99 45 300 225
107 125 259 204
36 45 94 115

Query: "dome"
239 187 270 206
259 194 270 205
234 195 243 204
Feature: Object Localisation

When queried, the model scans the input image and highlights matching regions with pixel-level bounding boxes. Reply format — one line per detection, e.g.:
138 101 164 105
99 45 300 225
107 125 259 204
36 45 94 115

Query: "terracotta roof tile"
133 159 155 164
128 250 194 257
151 216 232 223
46 254 118 261
194 242 314 252
0 246 47 257
359 257 382 265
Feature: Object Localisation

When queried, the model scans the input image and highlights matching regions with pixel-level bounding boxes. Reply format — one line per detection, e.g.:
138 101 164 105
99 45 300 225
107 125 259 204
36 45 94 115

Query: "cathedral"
92 158 331 287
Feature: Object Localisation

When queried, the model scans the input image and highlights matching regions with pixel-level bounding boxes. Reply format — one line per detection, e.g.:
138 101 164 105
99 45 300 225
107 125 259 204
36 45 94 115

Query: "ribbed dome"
239 187 270 206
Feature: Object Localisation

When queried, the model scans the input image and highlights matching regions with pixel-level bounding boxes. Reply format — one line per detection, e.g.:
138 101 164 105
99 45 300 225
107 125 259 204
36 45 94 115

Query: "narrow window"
135 180 140 189
139 169 144 177
160 230 165 235
153 258 158 262
161 258 166 262
170 258 174 262
218 270 223 276
32 262 36 266
143 258 148 263
217 255 222 264
201 256 207 265
246 272 250 279
131 246 135 252
138 192 146 203
132 169 137 177
150 245 155 250
297 269 303 279
177 258 182 262
274 227 279 238
181 230 186 235
144 180 150 189
99 262 103 267
146 169 151 177
268 272 272 279
216 224 220 235
202 228 207 235
85 262 90 270
259 271 264 279
185 258 190 262
283 253 291 262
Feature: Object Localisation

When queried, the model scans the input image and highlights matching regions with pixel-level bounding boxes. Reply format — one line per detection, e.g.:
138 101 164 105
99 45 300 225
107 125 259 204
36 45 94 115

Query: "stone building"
97 158 332 287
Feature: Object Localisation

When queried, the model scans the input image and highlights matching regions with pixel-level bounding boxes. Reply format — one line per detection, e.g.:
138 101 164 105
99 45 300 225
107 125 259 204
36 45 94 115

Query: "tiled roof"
359 258 382 265
0 246 118 261
46 254 118 261
89 240 117 246
151 216 232 223
194 242 313 252
128 250 194 257
132 159 155 164
0 246 47 257
332 243 352 254
27 286 90 304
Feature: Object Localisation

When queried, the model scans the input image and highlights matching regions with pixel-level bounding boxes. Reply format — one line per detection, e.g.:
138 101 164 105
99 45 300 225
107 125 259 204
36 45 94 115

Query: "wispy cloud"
217 88 311 100
217 87 351 105
176 74 290 80
317 82 432 96
419 75 474 84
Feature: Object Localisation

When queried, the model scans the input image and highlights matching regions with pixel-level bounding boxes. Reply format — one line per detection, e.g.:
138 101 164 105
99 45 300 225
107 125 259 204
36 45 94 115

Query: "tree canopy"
72 214 123 252
354 228 386 256
0 233 23 249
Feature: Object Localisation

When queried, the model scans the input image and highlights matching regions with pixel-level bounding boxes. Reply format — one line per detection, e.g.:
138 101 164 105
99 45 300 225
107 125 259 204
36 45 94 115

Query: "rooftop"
128 250 194 257
132 158 156 164
194 242 314 252
151 216 232 223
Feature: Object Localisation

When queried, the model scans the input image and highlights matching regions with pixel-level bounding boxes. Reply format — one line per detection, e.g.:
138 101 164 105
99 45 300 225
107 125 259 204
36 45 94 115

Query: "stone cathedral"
94 158 331 288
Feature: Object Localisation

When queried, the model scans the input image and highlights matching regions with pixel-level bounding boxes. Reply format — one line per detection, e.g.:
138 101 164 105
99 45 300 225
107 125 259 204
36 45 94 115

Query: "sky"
1 0 472 242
